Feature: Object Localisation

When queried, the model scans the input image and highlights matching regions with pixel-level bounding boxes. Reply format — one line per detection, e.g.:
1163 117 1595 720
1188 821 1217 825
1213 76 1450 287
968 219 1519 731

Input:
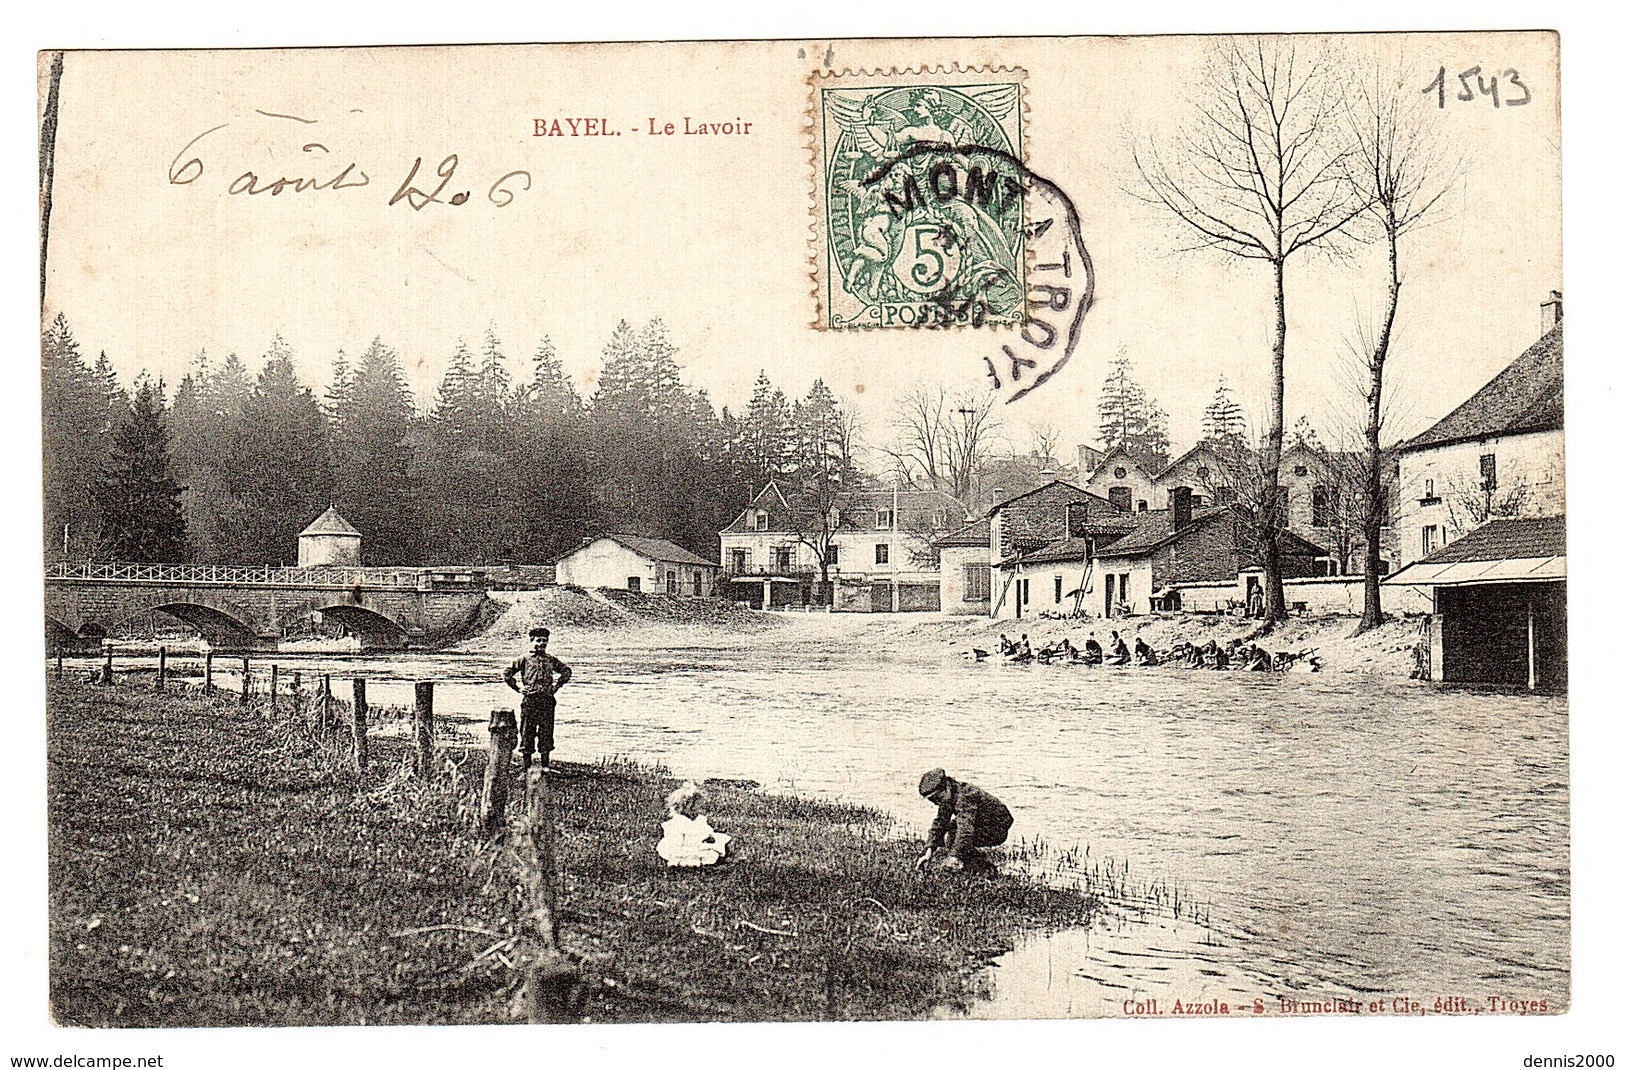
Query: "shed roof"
1398 324 1563 454
567 533 718 568
299 506 361 538
934 516 991 548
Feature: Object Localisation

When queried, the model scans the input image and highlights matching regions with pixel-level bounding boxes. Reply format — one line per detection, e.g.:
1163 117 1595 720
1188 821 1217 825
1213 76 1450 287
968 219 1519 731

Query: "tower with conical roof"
298 507 362 567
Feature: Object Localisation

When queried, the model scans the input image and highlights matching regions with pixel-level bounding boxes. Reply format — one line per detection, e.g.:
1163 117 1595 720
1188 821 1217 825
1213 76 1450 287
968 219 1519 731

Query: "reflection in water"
89 625 1568 1010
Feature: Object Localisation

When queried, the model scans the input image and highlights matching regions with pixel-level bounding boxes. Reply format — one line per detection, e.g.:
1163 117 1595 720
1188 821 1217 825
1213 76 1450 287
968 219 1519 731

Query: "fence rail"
45 561 486 590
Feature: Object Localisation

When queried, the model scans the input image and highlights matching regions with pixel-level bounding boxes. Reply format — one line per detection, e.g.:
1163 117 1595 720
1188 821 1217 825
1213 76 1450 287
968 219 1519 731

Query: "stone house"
1395 294 1564 567
1081 443 1159 514
718 481 966 610
554 534 718 595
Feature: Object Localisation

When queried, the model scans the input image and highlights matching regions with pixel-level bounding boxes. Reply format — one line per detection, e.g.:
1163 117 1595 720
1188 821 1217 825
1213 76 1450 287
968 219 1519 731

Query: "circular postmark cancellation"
858 142 1095 404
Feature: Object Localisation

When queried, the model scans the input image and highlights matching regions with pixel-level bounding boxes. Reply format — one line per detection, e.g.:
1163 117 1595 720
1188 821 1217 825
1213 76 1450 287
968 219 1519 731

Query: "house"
1394 293 1564 567
554 534 719 595
1081 443 1159 514
935 516 993 615
718 481 966 611
982 479 1135 618
298 506 362 567
1152 443 1240 510
1386 515 1565 690
998 487 1327 620
1277 443 1399 576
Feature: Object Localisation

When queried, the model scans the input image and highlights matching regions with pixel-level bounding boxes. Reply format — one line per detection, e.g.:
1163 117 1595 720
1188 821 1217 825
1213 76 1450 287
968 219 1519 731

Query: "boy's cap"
529 627 551 639
919 768 947 797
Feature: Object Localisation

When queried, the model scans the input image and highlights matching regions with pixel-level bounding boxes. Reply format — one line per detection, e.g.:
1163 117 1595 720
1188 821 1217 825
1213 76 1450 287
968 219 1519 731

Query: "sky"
40 32 1561 464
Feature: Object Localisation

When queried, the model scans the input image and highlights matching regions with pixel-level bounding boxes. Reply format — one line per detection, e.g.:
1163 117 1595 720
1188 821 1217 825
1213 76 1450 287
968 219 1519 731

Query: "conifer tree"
99 378 187 562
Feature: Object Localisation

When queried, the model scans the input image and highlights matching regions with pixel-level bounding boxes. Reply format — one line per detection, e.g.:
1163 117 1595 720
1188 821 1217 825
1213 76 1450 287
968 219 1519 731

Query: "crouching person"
915 768 1013 875
657 782 732 868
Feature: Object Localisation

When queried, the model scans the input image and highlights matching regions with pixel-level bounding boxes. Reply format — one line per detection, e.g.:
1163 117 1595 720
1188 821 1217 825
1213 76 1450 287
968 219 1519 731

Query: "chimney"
1039 467 1057 482
1541 290 1563 334
1171 486 1194 532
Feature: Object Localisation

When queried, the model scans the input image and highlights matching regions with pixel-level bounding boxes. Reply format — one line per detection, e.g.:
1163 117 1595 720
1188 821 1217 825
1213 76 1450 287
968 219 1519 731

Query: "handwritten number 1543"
1423 66 1532 109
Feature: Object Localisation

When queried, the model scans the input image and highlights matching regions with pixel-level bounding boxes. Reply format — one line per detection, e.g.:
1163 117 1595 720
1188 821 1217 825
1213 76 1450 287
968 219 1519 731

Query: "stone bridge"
45 563 493 651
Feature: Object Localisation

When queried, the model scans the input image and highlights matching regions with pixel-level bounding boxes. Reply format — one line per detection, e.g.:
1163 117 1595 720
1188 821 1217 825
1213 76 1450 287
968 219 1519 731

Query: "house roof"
566 533 718 568
1414 515 1564 565
1005 536 1098 566
989 478 1117 514
1398 324 1564 454
721 482 967 535
300 506 361 538
1094 506 1328 561
934 516 991 548
1386 516 1566 587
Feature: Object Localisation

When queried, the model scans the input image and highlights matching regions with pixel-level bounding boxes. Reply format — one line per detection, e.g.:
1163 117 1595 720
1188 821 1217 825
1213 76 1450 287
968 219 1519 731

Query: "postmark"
810 68 1028 331
851 142 1094 404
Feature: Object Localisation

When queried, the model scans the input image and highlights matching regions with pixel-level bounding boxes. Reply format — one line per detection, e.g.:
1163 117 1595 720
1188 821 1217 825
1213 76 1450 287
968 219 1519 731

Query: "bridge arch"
145 602 259 650
311 604 409 650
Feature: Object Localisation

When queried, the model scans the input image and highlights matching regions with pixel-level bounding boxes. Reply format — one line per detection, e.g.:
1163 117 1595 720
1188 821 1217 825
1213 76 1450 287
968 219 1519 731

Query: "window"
1216 486 1237 505
666 570 677 591
877 509 894 529
1113 466 1128 479
1293 464 1308 477
875 543 890 565
1480 453 1497 492
1311 484 1337 528
1136 500 1148 513
826 543 840 566
774 547 794 572
751 509 769 531
963 563 990 602
1421 525 1439 556
1108 486 1132 512
1424 478 1435 498
1197 466 1211 481
627 576 642 592
1054 575 1064 603
729 548 747 572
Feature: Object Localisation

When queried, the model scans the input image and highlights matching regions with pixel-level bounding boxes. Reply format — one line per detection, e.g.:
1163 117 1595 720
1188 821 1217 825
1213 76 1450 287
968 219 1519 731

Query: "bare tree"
1443 466 1534 537
1344 63 1457 633
1027 420 1064 471
881 386 1001 503
1133 37 1365 621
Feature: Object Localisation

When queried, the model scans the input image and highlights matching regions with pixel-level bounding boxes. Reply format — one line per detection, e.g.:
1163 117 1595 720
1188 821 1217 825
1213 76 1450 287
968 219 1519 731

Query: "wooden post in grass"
351 678 369 773
268 664 279 715
321 674 333 732
291 670 302 714
157 646 167 692
518 766 577 1022
240 656 251 705
102 645 113 686
55 651 63 680
204 651 214 694
480 708 518 836
413 682 435 779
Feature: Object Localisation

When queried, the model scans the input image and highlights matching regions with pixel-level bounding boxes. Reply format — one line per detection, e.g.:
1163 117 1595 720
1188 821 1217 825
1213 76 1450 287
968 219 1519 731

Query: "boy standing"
503 626 573 774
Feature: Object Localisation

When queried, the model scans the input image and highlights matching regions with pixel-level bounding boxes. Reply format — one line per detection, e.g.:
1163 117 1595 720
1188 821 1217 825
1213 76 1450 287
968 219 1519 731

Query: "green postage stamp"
810 68 1027 330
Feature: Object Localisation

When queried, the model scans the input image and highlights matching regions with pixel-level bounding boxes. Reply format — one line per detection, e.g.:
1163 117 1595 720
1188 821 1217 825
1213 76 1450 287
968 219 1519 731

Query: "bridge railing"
43 561 478 589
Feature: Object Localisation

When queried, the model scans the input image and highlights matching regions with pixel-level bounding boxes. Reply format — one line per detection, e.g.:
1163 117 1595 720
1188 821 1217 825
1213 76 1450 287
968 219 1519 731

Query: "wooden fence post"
204 651 214 694
102 646 113 687
480 709 518 837
518 767 577 1022
321 674 333 732
55 651 64 680
240 656 251 705
291 670 302 714
413 682 435 779
351 678 369 773
157 646 167 692
268 664 279 715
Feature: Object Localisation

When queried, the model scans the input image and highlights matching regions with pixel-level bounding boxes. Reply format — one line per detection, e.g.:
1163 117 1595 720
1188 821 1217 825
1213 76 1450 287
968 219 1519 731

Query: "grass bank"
48 680 1096 1026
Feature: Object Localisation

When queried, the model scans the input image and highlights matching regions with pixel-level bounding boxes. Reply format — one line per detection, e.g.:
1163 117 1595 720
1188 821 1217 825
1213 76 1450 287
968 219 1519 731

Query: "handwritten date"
167 119 532 210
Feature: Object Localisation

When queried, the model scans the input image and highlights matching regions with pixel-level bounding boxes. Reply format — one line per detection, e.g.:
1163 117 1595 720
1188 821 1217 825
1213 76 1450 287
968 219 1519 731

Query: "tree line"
41 314 859 568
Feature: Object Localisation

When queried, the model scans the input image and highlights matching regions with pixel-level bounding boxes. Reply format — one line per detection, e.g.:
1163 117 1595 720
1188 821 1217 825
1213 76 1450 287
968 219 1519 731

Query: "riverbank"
47 680 1096 1026
463 588 1426 676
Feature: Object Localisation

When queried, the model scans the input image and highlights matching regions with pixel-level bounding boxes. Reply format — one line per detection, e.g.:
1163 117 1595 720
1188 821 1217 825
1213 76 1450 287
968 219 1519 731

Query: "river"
85 615 1568 1017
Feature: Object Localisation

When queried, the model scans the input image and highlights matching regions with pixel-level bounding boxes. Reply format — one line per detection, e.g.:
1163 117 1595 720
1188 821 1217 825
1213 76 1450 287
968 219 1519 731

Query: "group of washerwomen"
503 626 1014 875
980 630 1320 673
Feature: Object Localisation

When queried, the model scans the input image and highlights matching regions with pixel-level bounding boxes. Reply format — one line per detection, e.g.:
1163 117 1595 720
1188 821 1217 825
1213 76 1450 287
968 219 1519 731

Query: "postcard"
32 27 1574 1056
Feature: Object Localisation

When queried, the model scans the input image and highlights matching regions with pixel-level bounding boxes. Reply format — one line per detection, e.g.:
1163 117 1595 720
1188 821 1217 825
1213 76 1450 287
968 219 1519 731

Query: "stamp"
810 68 1028 331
